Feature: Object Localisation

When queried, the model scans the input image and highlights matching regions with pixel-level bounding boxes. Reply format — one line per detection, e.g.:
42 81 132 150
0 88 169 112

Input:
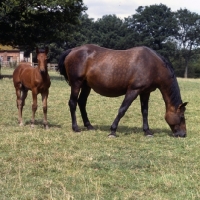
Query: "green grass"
0 68 200 200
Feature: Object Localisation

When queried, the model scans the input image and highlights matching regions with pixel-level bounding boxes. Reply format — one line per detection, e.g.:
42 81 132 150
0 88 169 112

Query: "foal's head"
36 47 49 73
165 102 188 137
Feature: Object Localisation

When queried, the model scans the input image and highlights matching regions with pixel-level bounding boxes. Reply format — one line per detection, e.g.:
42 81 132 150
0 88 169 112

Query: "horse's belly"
93 88 126 97
88 81 127 97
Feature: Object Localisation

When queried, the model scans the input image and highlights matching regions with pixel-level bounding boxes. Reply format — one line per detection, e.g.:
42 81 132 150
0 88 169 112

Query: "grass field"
0 68 200 200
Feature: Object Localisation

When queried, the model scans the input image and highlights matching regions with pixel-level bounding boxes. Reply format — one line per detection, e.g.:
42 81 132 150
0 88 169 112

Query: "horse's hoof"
31 124 34 128
146 134 154 137
73 128 81 132
108 134 117 138
144 130 153 137
19 122 23 126
87 125 95 130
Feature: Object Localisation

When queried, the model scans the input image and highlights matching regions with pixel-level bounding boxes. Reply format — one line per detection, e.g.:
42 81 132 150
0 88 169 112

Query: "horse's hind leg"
78 83 94 130
140 93 153 136
69 85 81 132
109 89 140 137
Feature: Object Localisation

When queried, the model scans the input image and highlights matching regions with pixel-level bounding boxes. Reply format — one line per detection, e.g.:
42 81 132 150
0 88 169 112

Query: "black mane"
154 50 182 108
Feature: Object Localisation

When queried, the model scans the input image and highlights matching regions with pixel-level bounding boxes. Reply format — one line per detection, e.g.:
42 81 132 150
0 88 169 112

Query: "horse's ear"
178 102 188 111
181 102 188 107
45 47 49 54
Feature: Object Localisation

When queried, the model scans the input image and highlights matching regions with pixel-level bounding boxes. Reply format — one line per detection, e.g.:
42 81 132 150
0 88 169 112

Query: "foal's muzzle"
40 69 46 74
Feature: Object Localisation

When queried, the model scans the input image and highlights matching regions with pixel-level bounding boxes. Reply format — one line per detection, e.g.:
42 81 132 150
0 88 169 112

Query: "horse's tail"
57 49 72 84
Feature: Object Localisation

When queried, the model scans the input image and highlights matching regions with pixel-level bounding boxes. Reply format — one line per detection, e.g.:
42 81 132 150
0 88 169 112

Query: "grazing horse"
58 44 188 137
13 47 51 129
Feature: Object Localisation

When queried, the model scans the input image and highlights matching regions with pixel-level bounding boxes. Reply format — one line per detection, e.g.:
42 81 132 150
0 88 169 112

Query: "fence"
0 60 57 70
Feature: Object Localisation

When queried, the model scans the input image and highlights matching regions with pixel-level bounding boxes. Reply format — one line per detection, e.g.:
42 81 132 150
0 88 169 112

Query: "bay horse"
13 47 51 129
58 44 188 137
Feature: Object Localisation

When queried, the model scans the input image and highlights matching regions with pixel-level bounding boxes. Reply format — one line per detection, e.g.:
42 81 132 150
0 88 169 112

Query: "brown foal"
13 47 51 129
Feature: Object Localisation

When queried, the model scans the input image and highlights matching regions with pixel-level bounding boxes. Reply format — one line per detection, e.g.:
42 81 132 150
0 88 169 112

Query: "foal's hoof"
44 125 49 130
31 124 34 128
19 122 24 126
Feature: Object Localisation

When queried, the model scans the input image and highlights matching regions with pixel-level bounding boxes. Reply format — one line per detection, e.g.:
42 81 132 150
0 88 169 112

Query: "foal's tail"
57 49 72 84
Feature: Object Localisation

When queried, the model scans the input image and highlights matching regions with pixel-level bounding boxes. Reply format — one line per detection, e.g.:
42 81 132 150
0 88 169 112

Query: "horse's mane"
151 48 182 108
157 54 175 78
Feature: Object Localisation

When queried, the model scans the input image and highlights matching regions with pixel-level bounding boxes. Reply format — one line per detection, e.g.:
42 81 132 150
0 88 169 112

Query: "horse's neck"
160 78 182 112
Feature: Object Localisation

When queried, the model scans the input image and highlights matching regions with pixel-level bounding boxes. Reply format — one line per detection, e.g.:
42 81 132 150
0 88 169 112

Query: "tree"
174 9 200 78
0 0 87 50
126 4 178 57
65 13 95 48
91 15 128 49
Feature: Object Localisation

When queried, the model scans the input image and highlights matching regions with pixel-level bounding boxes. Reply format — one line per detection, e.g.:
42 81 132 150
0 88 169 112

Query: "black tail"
57 49 72 83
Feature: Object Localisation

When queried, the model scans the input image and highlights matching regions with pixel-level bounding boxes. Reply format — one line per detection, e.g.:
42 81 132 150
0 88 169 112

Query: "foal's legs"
69 84 81 132
31 89 38 128
109 89 140 137
16 87 28 126
140 93 153 136
78 83 94 130
41 90 49 129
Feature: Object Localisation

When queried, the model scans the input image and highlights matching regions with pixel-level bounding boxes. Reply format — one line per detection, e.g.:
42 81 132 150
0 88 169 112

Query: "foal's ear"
45 47 49 54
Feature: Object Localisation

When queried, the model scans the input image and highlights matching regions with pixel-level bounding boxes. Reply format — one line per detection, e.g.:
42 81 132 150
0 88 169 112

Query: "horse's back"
66 44 172 97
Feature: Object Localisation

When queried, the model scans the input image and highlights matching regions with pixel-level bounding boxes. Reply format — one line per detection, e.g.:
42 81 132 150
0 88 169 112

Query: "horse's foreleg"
41 91 49 129
109 89 140 137
69 86 81 132
78 84 94 130
31 90 38 128
140 93 153 136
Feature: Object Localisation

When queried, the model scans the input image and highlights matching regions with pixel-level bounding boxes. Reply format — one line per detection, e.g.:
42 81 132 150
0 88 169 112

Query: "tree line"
0 1 200 78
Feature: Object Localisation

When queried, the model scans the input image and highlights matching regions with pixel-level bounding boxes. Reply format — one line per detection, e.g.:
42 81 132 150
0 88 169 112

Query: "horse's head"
165 102 188 137
36 47 48 73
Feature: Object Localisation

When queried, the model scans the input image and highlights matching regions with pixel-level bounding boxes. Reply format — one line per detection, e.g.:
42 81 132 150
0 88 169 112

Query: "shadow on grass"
0 74 13 79
81 124 173 137
24 120 61 128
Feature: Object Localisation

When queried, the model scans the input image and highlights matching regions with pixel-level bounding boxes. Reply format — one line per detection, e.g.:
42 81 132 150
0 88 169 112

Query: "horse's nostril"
174 132 186 138
40 69 45 74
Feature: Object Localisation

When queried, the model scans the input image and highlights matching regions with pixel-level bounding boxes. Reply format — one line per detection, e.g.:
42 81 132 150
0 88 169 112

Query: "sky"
83 0 200 20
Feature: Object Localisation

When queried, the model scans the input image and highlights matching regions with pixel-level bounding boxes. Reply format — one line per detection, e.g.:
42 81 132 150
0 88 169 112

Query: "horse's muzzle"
40 69 46 74
173 131 186 138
